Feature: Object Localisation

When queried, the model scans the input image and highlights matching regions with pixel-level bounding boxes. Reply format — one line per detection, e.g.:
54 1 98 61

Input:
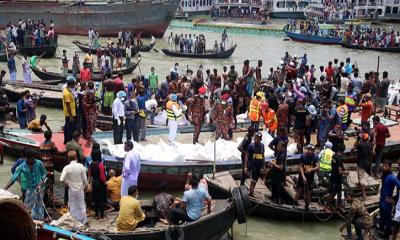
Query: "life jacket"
319 148 334 172
166 100 182 120
345 93 356 109
248 98 261 122
264 108 278 132
336 104 348 125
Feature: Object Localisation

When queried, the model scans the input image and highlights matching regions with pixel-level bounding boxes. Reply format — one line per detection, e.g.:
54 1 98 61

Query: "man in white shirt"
125 45 132 67
60 151 88 224
121 141 141 197
112 90 126 144
340 72 350 94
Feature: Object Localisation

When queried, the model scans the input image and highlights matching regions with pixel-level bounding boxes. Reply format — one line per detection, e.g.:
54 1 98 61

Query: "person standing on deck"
187 87 206 144
60 150 88 225
16 91 28 129
83 52 94 74
63 76 78 144
121 141 141 197
24 91 38 123
359 93 373 128
124 91 140 142
255 60 262 93
268 140 286 204
82 81 98 147
221 29 228 49
238 126 255 185
22 54 32 84
248 92 263 132
61 49 69 77
88 149 107 221
148 66 159 95
137 85 150 141
40 130 58 205
112 91 126 145
373 116 390 177
72 52 80 78
7 53 16 82
379 161 400 239
102 73 115 116
242 60 255 97
244 132 265 197
125 44 132 67
4 149 47 221
166 94 182 142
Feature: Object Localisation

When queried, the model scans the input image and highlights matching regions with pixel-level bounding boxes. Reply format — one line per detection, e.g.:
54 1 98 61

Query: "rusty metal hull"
0 1 180 37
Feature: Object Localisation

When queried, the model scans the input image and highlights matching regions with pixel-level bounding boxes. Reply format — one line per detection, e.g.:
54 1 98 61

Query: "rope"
70 230 80 240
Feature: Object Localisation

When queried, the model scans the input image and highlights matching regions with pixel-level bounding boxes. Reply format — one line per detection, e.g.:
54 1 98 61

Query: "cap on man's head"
198 87 206 95
255 132 262 138
305 144 315 150
170 94 178 101
66 75 76 83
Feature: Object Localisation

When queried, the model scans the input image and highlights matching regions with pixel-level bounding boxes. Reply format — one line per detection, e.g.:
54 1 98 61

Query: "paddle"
152 48 159 53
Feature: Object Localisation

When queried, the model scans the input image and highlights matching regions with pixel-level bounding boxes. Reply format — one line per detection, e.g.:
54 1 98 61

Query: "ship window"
298 1 309 7
393 7 399 14
203 0 206 6
377 9 382 15
277 1 285 8
287 1 296 7
385 6 391 13
208 0 212 5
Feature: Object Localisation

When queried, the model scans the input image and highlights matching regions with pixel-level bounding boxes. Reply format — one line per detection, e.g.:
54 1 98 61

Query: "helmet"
170 94 178 101
66 75 76 83
324 141 333 149
256 91 264 98
198 87 206 95
116 91 127 98
221 93 230 101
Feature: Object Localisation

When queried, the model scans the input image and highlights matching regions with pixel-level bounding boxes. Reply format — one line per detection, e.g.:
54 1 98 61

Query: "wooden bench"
385 105 400 121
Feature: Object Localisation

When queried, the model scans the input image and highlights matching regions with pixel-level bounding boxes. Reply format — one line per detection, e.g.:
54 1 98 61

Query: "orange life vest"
248 98 262 122
264 108 278 132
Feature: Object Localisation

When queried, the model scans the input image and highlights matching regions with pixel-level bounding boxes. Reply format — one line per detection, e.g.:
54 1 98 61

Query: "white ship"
177 0 215 17
266 0 312 18
304 0 355 23
353 0 400 21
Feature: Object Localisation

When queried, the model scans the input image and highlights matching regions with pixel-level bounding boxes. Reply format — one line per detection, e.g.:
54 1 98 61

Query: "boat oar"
152 48 159 53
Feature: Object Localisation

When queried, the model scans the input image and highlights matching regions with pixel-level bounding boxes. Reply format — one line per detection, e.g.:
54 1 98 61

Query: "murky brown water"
1 20 398 239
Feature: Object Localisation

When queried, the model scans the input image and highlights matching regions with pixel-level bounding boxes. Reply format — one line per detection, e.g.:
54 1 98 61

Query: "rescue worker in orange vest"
248 92 264 132
166 94 182 142
262 103 278 136
336 98 349 131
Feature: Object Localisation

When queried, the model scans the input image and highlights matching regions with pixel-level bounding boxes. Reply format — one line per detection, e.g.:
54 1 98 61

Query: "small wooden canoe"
161 44 237 59
3 81 63 108
31 58 139 82
205 170 380 221
341 42 400 53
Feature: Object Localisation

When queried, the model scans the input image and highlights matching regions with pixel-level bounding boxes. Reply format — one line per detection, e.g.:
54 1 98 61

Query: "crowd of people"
167 31 229 53
287 19 343 38
210 4 265 19
4 19 57 47
342 25 400 48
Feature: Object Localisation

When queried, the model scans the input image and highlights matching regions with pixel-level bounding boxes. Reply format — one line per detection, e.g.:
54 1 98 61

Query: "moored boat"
205 170 380 221
161 44 237 59
3 81 63 108
341 42 400 53
0 1 181 38
18 44 58 58
31 59 139 82
283 25 342 45
73 40 155 55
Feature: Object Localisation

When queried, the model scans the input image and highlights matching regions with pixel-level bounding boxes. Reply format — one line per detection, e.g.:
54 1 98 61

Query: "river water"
1 20 399 239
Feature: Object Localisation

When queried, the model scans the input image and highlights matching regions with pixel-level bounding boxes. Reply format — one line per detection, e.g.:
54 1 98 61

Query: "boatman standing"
248 92 263 132
187 87 206 144
61 49 69 76
166 94 182 142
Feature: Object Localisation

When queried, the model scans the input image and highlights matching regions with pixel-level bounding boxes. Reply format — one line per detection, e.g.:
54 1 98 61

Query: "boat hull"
270 11 306 19
284 26 342 45
0 1 180 38
161 44 237 59
341 43 400 53
19 45 57 58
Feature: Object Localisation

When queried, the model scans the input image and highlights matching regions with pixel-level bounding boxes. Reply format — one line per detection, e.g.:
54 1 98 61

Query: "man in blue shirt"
245 132 265 197
380 160 400 238
7 53 16 82
166 174 211 224
16 90 28 129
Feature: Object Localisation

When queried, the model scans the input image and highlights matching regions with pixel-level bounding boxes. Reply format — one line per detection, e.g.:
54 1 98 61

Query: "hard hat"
116 91 127 98
170 94 177 101
66 75 76 83
256 91 264 98
198 87 206 95
324 141 333 149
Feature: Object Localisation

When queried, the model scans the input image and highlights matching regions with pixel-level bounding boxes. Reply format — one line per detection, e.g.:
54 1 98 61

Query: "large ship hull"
0 0 181 37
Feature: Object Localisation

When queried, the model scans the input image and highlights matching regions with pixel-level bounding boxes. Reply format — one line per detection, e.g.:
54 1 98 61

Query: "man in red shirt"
359 93 373 127
325 61 334 81
373 116 390 177
113 72 124 95
79 65 91 82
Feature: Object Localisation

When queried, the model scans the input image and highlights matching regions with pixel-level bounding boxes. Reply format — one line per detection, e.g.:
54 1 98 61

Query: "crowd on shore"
342 25 400 48
3 19 57 48
1 28 400 237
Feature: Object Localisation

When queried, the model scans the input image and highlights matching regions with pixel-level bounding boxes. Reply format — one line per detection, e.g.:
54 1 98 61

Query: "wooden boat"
67 58 141 76
161 44 237 59
72 40 147 56
31 59 139 82
69 199 235 240
3 81 63 108
0 192 95 240
0 129 92 172
205 170 380 221
18 43 58 58
341 42 400 53
283 25 342 45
